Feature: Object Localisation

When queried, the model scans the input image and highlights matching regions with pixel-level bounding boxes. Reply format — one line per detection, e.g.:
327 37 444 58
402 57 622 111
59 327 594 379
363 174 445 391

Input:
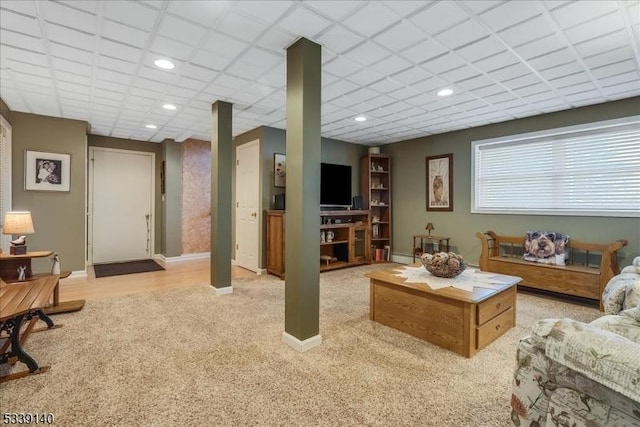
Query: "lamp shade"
2 211 35 235
425 222 434 232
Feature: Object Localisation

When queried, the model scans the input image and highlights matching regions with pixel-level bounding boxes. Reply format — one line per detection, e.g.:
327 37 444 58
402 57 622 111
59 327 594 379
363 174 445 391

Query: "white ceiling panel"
0 0 638 145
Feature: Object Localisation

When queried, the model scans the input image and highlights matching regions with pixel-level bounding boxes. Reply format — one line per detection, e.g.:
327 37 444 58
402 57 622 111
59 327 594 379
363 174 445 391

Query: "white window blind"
471 116 640 217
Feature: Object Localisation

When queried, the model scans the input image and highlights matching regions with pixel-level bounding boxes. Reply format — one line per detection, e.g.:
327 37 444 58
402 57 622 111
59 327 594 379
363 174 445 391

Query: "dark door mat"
93 259 165 278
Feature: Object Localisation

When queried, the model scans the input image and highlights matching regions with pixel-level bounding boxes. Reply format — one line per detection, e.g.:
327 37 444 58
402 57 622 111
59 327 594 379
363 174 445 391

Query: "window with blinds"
471 116 640 217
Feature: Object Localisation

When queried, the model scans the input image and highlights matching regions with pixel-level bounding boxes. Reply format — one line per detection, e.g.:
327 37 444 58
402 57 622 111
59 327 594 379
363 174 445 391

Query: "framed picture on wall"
24 150 71 192
426 153 452 212
274 153 286 188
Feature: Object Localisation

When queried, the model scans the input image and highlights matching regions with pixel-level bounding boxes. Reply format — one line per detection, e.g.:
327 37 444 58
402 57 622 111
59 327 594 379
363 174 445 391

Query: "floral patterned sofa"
511 257 640 426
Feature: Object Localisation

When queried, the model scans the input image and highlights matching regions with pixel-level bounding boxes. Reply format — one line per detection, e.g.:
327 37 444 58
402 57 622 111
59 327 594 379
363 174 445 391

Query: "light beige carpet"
1 264 600 426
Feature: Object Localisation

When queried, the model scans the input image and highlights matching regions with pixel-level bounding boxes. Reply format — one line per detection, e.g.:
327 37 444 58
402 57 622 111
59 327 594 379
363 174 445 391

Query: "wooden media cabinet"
266 210 371 278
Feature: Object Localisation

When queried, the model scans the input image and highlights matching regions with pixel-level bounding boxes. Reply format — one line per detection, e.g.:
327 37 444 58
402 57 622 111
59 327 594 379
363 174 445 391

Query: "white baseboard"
391 254 413 265
282 332 322 352
69 270 88 278
155 252 211 263
212 285 233 295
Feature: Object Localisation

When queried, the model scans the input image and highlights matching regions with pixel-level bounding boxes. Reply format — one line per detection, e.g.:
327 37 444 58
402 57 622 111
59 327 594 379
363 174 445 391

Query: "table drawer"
477 288 513 325
477 307 514 350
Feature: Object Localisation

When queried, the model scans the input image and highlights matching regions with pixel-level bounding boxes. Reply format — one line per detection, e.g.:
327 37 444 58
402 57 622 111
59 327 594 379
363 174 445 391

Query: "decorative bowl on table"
420 252 467 278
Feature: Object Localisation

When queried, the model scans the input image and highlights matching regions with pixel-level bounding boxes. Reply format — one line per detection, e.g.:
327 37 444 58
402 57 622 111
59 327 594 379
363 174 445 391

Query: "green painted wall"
233 126 368 269
11 112 88 273
162 139 182 257
384 97 640 268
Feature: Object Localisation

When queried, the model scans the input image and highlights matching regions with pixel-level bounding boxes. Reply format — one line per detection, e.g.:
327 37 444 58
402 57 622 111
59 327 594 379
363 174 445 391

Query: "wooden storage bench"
476 231 628 311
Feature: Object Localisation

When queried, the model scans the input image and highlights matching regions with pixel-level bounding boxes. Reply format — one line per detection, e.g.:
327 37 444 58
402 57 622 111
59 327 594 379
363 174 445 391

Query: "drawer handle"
496 302 502 309
495 324 501 331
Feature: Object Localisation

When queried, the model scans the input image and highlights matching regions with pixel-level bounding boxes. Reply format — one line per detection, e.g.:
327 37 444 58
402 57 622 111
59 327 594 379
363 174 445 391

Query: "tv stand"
266 209 371 278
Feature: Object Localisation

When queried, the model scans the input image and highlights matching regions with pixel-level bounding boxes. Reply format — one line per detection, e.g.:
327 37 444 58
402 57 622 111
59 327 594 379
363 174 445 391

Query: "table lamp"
2 211 35 255
425 222 434 236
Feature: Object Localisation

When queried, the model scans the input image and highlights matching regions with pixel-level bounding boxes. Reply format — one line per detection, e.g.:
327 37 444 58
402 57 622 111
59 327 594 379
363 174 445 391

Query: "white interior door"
235 140 260 272
89 147 154 264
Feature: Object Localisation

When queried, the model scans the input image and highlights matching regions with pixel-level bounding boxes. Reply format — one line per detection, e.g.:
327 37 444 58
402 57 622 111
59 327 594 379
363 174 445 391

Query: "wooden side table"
0 251 85 314
412 235 451 262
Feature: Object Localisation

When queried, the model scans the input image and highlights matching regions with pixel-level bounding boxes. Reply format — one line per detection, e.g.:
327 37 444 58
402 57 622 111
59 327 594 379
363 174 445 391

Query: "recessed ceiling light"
154 59 175 70
163 103 177 110
437 88 453 97
145 124 157 129
355 115 367 122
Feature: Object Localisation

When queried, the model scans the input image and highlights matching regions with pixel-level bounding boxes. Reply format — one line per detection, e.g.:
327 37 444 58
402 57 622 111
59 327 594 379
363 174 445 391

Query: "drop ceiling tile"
323 55 362 77
480 0 544 32
462 1 503 15
166 1 229 29
455 36 504 62
240 47 282 69
410 2 468 36
190 49 233 71
549 71 590 88
346 67 385 86
46 23 95 52
368 77 405 94
381 0 430 16
514 34 568 61
387 86 420 101
95 68 134 86
503 73 544 90
255 65 286 88
342 2 400 37
574 30 629 59
55 70 91 86
473 50 519 73
602 80 640 96
499 15 556 48
49 42 93 64
149 36 194 61
225 62 267 81
323 79 360 100
134 77 168 93
104 1 159 31
374 21 426 52
488 62 530 81
97 55 137 75
557 81 598 96
390 67 430 85
470 84 503 98
456 74 495 90
583 46 634 69
40 1 98 33
274 5 332 39
551 0 617 29
101 20 150 47
564 12 624 45
316 26 365 54
304 1 364 21
564 90 601 103
0 29 45 52
455 98 488 111
368 55 413 76
346 41 390 66
399 39 448 64
422 53 467 75
599 70 640 87
361 93 396 108
0 9 41 37
511 83 549 97
5 60 49 78
157 14 208 47
527 48 575 70
538 61 584 81
1 0 37 16
347 87 379 103
590 59 638 80
217 11 269 43
436 19 488 50
233 1 294 23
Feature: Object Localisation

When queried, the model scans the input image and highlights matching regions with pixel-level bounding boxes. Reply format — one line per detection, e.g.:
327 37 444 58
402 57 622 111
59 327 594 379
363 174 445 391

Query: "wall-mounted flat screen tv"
320 163 352 208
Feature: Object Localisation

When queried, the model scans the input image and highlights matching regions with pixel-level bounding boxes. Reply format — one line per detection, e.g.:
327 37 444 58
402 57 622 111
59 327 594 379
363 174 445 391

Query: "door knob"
251 212 257 218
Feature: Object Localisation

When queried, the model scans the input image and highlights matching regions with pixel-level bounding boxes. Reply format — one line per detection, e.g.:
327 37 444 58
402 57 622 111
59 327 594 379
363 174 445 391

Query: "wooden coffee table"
366 265 521 358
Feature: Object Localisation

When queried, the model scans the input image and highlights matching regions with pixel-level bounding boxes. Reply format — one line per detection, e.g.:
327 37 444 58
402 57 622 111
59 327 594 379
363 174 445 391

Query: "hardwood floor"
59 259 257 302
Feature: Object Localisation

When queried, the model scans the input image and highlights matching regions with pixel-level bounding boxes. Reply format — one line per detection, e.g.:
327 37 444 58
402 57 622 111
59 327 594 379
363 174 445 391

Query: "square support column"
211 101 233 294
283 38 322 351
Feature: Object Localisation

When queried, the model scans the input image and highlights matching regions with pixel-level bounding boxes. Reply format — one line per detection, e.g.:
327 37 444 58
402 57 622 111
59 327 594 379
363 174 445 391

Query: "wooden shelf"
266 210 371 278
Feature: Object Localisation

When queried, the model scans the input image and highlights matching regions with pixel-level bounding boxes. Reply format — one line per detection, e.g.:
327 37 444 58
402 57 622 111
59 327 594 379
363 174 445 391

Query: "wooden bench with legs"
476 231 628 311
0 275 60 383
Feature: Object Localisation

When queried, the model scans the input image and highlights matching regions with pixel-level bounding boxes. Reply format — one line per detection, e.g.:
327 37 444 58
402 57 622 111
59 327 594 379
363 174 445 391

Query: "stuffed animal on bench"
523 231 569 265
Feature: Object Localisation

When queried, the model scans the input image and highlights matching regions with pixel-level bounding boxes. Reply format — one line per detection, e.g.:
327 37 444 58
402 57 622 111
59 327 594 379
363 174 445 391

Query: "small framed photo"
274 153 286 188
25 150 71 192
426 153 453 212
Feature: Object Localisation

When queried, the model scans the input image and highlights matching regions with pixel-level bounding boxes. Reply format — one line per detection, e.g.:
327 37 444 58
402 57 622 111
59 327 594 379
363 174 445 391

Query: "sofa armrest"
530 318 640 403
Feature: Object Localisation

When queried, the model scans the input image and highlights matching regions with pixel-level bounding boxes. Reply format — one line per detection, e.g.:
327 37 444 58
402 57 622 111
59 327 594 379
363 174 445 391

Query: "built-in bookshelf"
360 153 391 262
